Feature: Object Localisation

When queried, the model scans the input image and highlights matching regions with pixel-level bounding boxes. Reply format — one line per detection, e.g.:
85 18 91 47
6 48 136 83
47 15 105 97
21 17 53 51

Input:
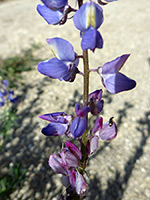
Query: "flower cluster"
49 141 87 198
36 0 136 199
0 78 17 107
39 102 91 139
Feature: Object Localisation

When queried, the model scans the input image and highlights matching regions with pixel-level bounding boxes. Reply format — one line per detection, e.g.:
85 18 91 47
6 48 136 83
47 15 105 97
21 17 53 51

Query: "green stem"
80 50 89 169
72 51 89 200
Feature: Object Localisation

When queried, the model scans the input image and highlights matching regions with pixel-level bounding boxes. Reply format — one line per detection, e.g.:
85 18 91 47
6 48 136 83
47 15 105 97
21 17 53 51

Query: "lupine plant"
0 76 17 147
36 0 136 199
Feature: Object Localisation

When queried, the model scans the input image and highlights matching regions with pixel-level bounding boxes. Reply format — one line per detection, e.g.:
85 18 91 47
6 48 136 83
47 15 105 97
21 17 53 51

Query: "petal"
41 0 67 9
102 72 136 94
69 169 76 189
65 141 82 160
91 117 103 134
75 103 80 114
73 2 103 31
37 4 63 25
92 2 104 29
60 148 79 168
90 136 99 155
39 112 67 123
37 58 68 79
95 30 103 49
46 38 75 61
102 54 130 74
81 28 96 51
96 120 117 141
75 171 87 196
73 3 89 31
62 175 70 187
70 117 87 138
81 29 103 51
41 123 68 136
49 154 67 175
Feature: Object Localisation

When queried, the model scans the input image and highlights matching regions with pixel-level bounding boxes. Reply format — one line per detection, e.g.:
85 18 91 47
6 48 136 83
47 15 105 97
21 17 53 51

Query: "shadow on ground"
1 82 149 199
87 111 150 200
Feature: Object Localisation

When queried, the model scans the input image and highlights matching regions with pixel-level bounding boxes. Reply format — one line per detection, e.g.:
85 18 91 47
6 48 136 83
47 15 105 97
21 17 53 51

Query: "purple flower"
92 117 117 141
37 0 69 25
70 103 91 139
88 89 104 115
60 142 81 169
0 79 17 106
97 54 136 94
37 38 79 82
39 112 72 136
73 2 103 51
3 80 9 87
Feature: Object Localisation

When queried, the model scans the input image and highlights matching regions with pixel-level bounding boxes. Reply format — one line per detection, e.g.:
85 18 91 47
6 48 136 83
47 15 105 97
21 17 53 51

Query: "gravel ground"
0 0 150 200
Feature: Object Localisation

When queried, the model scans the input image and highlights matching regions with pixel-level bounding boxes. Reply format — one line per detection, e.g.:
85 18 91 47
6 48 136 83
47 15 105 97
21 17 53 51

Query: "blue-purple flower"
37 38 80 82
70 103 91 139
39 112 72 136
37 0 69 25
73 1 103 51
97 54 136 94
0 79 17 107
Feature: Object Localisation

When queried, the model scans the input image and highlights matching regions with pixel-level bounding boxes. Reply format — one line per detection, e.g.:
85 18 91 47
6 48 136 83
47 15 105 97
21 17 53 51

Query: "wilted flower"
49 141 82 173
68 169 87 197
37 38 80 82
91 117 117 140
48 141 86 196
88 89 104 115
73 1 103 51
97 54 136 94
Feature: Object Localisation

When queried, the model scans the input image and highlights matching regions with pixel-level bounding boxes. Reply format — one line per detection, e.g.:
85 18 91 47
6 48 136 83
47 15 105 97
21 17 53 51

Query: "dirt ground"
0 0 150 199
